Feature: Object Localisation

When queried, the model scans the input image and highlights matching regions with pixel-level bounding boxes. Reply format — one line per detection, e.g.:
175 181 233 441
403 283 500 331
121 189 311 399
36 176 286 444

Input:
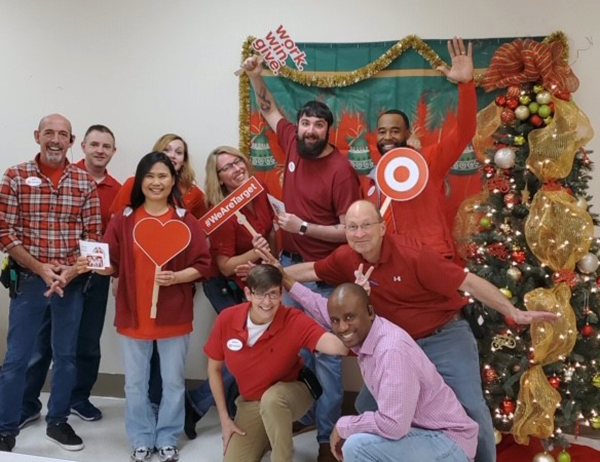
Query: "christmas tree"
454 38 599 459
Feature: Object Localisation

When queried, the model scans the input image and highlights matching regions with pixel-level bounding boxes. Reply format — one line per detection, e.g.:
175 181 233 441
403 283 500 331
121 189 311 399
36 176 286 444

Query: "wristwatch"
299 221 308 235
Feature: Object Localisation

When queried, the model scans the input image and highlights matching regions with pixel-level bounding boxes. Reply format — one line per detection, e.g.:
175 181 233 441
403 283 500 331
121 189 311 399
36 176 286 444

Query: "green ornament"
538 104 552 118
533 84 545 93
479 217 492 229
528 102 540 114
557 452 571 462
514 135 526 146
592 374 600 388
519 95 531 105
544 116 553 125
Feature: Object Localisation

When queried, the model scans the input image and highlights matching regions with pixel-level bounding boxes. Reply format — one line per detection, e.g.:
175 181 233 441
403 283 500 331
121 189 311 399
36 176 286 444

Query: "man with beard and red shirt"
242 55 360 462
362 37 477 259
20 125 121 426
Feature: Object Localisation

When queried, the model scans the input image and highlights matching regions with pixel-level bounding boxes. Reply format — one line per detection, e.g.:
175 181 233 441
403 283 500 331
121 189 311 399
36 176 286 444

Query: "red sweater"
103 207 211 329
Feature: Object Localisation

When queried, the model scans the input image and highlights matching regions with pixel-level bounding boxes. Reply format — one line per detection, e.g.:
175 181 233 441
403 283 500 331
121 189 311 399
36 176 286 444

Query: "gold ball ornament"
500 288 513 299
591 415 600 429
532 452 555 462
515 105 530 120
536 91 552 105
543 116 553 125
592 374 600 388
507 267 522 281
576 196 588 210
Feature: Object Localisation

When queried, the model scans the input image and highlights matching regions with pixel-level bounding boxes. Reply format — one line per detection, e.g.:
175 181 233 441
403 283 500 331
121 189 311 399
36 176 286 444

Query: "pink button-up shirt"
289 282 478 460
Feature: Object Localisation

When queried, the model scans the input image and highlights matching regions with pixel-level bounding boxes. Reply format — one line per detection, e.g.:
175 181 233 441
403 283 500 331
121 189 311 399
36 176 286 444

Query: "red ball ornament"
495 95 507 107
530 114 544 127
581 324 594 338
596 275 600 287
549 101 556 112
501 108 516 125
555 90 571 101
501 397 516 414
548 376 561 389
483 368 499 384
511 250 526 263
504 192 521 207
507 85 521 98
506 97 520 110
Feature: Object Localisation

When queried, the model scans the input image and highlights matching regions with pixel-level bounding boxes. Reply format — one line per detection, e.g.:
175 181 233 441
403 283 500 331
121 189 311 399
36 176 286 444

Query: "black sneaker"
18 411 41 429
46 422 84 451
0 434 15 452
71 401 102 421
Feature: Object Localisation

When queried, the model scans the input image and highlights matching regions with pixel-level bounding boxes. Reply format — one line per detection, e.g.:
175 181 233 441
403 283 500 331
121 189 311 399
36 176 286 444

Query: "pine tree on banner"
454 38 599 455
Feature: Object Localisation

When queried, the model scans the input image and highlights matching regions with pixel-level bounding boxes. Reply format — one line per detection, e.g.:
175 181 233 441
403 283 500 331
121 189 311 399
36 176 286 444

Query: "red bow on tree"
482 38 579 95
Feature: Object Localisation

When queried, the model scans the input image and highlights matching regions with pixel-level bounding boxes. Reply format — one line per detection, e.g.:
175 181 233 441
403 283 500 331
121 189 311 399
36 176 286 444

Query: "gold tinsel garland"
239 32 569 154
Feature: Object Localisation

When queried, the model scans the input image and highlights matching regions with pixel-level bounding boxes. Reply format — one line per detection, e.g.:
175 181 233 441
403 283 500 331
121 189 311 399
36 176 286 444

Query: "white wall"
0 0 599 388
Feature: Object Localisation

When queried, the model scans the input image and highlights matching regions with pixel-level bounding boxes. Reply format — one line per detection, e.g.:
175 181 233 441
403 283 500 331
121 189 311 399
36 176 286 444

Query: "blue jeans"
120 334 189 449
0 272 84 435
186 277 242 418
355 319 495 462
342 427 470 462
21 273 110 417
280 253 343 445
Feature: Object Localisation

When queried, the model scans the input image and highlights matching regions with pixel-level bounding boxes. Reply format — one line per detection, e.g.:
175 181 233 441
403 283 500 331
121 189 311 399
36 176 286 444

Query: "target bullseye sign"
375 148 429 201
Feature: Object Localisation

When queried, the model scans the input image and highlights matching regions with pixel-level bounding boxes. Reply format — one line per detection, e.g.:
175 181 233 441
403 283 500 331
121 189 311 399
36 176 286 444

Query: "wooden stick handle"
150 265 160 319
236 211 259 237
380 196 392 217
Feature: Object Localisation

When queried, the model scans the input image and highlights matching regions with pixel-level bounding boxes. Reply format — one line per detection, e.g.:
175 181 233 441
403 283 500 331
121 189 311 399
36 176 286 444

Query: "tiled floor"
4 394 319 462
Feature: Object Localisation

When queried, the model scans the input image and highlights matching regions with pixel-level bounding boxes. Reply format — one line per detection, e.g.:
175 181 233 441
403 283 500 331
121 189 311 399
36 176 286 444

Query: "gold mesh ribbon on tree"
452 190 489 259
527 99 594 180
512 190 594 443
481 36 579 94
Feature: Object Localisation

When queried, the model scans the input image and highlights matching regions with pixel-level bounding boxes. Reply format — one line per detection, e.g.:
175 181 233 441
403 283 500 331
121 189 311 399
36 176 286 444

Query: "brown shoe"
318 442 337 462
292 420 316 435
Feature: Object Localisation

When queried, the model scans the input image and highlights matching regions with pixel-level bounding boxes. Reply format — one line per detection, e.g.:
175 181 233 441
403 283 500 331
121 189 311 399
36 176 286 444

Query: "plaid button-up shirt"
0 154 102 265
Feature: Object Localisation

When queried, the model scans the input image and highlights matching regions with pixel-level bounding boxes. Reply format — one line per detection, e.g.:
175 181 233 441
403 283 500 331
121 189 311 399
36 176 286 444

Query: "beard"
377 139 408 156
297 132 329 159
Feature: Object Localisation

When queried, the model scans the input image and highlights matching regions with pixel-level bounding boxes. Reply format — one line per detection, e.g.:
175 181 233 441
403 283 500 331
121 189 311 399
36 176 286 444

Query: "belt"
425 311 465 338
280 250 304 263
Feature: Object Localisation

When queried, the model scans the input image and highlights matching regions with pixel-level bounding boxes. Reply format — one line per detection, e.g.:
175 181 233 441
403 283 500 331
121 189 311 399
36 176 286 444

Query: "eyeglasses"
251 290 281 301
345 222 381 233
217 157 245 174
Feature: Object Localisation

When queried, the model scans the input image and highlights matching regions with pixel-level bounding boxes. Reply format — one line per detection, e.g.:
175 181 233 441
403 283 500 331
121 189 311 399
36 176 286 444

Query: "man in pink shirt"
281 271 478 461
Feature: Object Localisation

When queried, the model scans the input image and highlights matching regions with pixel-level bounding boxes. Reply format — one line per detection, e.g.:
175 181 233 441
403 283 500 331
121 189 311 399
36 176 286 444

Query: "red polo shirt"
75 159 121 234
361 81 477 258
204 302 325 401
314 234 468 339
210 184 274 287
277 119 360 262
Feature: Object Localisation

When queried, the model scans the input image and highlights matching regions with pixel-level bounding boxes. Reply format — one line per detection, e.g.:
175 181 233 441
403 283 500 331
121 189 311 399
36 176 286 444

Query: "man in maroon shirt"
286 200 557 462
21 125 121 425
242 55 360 461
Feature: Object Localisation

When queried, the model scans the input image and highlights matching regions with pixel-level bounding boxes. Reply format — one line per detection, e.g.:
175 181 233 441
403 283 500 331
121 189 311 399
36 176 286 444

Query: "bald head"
327 283 375 348
38 114 72 134
346 200 382 224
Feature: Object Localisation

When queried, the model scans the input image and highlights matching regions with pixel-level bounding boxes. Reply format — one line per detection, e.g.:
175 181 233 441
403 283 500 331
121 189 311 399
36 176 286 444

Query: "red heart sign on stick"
133 218 192 267
133 218 192 318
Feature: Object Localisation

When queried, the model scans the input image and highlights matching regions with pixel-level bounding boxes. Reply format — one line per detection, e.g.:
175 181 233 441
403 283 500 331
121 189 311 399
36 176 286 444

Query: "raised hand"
241 55 265 79
436 36 473 83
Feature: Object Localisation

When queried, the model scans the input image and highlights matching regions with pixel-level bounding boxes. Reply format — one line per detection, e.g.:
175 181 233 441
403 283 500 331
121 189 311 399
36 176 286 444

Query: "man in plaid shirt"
0 114 101 453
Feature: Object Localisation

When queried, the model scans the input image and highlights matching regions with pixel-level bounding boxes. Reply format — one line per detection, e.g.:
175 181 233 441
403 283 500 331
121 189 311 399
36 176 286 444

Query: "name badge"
26 177 42 187
367 185 376 197
227 339 243 351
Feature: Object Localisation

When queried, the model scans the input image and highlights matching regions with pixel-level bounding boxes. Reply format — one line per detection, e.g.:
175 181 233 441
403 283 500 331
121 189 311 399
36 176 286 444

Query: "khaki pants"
224 380 314 462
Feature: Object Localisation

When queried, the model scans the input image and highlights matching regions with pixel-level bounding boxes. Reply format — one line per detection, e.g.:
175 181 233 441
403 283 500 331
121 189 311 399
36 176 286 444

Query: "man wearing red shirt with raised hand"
285 200 558 462
363 36 476 258
21 125 121 426
242 55 360 461
0 114 102 453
